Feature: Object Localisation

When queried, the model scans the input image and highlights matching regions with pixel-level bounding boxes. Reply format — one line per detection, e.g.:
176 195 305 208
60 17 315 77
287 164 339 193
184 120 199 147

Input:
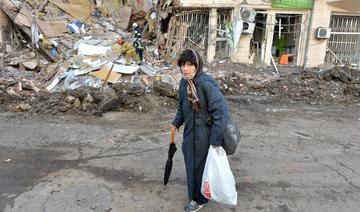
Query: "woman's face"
181 61 196 78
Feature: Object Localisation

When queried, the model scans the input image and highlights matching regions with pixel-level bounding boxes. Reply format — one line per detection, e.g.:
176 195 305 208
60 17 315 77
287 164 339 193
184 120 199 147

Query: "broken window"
325 15 360 66
271 14 303 66
215 9 232 59
251 12 267 62
176 10 209 55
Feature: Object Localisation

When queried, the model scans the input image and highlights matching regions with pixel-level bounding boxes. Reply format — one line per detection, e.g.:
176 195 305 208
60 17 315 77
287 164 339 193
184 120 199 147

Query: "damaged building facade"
170 0 360 68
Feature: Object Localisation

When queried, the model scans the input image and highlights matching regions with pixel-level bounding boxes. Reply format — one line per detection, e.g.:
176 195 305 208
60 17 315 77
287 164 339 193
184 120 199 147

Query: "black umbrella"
164 130 177 186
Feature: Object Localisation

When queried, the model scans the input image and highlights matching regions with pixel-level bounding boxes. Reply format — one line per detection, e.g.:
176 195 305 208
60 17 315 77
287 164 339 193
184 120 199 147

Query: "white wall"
306 0 360 67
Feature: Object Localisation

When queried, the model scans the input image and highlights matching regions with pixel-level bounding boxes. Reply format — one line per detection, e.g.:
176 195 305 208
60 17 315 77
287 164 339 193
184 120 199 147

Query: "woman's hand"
211 144 221 148
170 125 180 132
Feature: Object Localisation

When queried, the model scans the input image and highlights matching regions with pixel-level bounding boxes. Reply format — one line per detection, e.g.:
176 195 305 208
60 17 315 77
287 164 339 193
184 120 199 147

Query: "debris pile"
1 1 359 115
210 63 360 104
0 0 187 114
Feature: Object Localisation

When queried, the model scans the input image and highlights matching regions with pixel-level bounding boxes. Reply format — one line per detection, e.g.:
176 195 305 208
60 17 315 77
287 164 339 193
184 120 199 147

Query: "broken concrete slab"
65 95 76 104
5 44 12 53
8 57 20 66
160 74 177 88
318 67 352 83
22 60 38 70
98 89 121 112
113 82 147 96
153 80 177 98
83 93 94 103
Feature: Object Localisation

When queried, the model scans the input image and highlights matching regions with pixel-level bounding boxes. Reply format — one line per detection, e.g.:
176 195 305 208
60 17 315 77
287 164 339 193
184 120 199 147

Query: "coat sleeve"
203 81 228 146
171 80 185 128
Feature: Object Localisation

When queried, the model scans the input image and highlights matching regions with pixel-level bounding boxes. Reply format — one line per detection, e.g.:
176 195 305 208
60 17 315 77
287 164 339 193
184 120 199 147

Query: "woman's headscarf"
179 49 203 112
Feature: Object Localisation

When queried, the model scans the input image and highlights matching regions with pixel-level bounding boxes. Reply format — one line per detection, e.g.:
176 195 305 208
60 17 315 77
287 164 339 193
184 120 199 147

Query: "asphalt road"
1 99 360 212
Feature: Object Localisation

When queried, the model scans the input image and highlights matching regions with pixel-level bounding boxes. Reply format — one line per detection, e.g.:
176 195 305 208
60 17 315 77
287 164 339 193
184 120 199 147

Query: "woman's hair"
177 49 203 72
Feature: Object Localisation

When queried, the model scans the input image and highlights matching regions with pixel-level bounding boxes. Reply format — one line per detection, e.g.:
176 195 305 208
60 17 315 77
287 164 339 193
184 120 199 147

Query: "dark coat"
172 71 228 201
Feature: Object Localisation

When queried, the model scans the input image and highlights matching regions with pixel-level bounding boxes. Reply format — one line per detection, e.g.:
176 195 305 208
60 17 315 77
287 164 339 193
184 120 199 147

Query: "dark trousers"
193 161 209 205
136 48 143 61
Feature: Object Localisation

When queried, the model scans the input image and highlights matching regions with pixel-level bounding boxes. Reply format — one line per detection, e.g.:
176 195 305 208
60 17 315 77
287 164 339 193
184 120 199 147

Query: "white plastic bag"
201 146 237 206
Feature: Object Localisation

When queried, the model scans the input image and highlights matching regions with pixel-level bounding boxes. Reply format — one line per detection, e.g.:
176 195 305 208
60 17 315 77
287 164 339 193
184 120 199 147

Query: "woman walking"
171 49 229 212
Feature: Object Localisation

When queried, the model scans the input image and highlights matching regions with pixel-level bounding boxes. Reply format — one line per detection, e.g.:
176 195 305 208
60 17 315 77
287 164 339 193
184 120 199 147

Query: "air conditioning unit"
240 7 256 22
317 27 331 39
242 21 255 34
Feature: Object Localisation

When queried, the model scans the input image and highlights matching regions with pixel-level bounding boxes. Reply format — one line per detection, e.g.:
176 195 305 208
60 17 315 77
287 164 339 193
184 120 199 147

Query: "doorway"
272 14 302 66
251 12 267 63
215 9 232 59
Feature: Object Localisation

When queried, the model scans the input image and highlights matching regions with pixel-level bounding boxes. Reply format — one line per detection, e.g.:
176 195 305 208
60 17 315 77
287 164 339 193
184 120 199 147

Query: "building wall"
179 0 360 67
180 0 271 8
306 0 360 67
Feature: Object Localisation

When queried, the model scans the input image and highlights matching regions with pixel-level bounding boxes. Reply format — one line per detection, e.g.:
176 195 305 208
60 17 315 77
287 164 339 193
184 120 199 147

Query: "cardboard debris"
90 67 122 83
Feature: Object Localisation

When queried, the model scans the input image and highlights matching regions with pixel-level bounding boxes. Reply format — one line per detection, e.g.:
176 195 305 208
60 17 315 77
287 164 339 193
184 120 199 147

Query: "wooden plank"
38 21 67 37
38 0 49 12
165 17 177 61
0 9 9 27
50 0 92 22
14 12 31 27
0 0 19 20
14 3 32 27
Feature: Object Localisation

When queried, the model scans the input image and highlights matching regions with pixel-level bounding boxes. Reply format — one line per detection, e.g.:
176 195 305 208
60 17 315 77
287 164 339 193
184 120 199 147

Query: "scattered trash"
0 0 359 116
67 21 86 34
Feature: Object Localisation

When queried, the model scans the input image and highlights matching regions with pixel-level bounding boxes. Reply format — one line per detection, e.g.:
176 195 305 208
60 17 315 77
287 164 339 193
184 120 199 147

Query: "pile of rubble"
210 63 360 105
0 0 186 114
0 0 359 115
